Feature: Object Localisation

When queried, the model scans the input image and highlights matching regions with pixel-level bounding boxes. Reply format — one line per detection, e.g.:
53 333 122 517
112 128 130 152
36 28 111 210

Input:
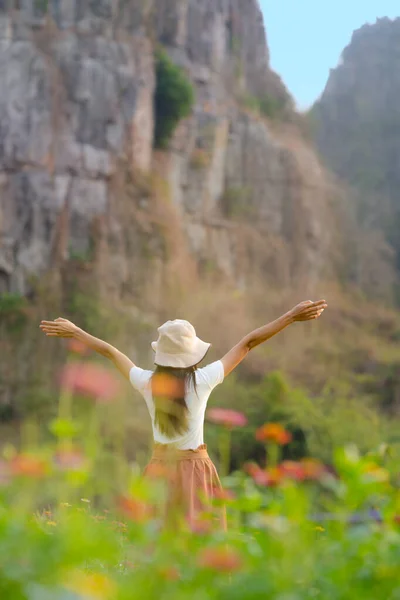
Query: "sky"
259 0 399 110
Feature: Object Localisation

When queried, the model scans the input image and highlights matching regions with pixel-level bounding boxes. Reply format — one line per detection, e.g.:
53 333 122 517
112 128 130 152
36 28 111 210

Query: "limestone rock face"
312 18 400 273
0 0 332 300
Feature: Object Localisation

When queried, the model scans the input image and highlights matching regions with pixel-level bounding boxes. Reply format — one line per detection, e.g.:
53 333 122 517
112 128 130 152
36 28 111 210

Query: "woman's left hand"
40 317 79 338
290 299 327 322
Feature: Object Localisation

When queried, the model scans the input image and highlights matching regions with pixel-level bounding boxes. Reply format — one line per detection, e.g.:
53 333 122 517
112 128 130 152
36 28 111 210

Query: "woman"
40 299 327 527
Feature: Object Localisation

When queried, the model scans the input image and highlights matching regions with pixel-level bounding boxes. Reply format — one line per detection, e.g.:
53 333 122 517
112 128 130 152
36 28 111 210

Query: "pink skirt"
144 444 226 530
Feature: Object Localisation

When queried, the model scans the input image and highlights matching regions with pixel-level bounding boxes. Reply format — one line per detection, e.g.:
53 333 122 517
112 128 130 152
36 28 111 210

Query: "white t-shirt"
129 361 225 450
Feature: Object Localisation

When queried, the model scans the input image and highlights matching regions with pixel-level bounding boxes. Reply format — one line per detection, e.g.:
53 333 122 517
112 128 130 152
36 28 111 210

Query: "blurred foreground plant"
0 358 399 599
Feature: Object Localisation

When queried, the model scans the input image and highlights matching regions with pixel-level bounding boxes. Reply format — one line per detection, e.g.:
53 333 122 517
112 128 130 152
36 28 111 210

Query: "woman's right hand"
289 299 327 322
40 317 79 338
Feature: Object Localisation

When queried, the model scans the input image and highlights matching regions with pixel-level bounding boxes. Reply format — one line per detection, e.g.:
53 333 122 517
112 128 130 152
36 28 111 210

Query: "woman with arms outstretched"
40 299 327 528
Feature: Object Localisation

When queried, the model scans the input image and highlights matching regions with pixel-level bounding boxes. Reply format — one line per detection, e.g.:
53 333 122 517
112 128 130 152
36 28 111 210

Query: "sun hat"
151 320 211 368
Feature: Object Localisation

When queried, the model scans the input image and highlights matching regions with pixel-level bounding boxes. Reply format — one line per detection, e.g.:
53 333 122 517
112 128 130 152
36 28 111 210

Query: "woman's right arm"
40 318 135 380
220 299 327 377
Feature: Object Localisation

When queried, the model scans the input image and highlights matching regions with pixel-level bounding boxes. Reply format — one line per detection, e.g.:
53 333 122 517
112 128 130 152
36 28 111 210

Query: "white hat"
151 320 211 368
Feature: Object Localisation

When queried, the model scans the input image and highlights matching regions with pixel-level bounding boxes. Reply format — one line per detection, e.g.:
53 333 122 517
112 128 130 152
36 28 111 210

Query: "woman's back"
129 361 224 450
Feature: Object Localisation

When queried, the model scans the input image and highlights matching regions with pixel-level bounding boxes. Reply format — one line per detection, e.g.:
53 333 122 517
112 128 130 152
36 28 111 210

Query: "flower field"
1 354 399 600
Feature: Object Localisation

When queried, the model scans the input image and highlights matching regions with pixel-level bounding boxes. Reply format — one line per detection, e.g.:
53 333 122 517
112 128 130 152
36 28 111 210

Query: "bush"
153 49 194 149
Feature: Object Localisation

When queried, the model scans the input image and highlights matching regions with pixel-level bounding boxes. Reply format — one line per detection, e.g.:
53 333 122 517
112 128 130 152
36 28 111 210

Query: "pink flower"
60 363 120 402
207 408 247 428
67 339 90 356
54 448 86 471
257 467 281 487
188 515 213 535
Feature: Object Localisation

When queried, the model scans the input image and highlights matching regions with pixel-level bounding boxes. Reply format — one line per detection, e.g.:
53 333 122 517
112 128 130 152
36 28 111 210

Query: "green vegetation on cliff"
153 49 194 148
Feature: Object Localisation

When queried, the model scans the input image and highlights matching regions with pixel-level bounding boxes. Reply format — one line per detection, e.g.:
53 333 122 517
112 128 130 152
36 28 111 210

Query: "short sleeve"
196 361 225 391
129 366 153 395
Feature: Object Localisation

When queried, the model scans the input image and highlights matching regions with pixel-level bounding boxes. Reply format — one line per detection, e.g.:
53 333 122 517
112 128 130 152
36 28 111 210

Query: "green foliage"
153 49 195 149
241 93 289 120
0 293 28 334
34 0 49 14
0 377 399 599
210 371 390 468
65 289 102 335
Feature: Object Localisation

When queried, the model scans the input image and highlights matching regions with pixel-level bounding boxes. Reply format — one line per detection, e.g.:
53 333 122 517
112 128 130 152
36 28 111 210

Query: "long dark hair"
151 365 197 438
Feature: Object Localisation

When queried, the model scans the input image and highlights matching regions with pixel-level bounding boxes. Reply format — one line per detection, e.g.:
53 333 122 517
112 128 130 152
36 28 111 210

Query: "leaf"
49 419 80 440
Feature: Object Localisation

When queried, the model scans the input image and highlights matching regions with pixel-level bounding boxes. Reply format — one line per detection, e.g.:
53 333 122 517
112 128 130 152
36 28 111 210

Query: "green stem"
267 442 280 468
219 428 231 478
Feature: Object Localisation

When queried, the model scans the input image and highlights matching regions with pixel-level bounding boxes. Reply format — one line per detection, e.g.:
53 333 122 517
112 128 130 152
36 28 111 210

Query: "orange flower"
10 454 48 478
198 546 243 573
255 423 292 445
117 496 152 523
207 408 248 428
300 458 326 481
67 339 90 356
158 566 180 581
60 363 120 402
394 515 400 526
151 373 184 398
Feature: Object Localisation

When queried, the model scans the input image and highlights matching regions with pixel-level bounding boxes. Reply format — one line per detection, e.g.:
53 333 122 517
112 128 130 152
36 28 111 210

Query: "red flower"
213 488 235 502
279 461 306 482
198 546 243 573
10 455 48 478
117 496 152 523
60 363 120 402
67 339 90 356
244 462 259 477
207 408 247 428
255 423 292 445
248 465 281 487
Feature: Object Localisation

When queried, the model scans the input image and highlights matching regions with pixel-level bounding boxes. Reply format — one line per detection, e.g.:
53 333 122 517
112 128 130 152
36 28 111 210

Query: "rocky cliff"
0 0 334 313
312 17 400 283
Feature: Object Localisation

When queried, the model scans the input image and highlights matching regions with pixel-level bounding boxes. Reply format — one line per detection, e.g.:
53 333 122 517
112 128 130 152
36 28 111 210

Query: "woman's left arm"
40 318 135 380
